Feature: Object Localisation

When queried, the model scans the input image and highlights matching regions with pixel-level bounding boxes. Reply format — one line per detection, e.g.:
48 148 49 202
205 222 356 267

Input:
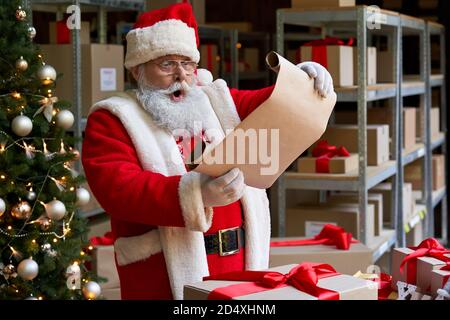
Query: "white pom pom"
196 68 213 85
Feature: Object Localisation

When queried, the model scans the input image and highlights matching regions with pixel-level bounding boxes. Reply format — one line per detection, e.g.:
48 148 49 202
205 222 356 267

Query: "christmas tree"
0 1 101 300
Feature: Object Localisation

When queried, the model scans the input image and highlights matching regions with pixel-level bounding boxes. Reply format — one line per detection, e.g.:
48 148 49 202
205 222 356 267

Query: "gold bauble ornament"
15 7 27 21
11 201 32 220
15 56 28 72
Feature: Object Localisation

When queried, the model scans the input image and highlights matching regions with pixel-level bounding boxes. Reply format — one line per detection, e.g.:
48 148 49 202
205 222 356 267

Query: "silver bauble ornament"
15 7 27 21
56 110 74 130
26 190 36 201
82 281 101 300
0 197 5 217
15 56 28 71
76 188 90 206
17 258 39 281
11 201 32 220
11 115 33 137
37 64 57 85
45 199 66 221
27 26 36 39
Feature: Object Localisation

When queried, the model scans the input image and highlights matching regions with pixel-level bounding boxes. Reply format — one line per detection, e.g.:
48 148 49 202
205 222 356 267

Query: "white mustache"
159 81 192 95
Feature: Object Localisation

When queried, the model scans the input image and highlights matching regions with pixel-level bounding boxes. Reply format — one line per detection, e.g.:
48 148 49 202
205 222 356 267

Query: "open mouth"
171 90 184 102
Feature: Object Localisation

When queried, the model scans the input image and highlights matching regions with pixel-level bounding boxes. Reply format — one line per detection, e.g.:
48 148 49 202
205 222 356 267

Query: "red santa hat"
124 3 200 70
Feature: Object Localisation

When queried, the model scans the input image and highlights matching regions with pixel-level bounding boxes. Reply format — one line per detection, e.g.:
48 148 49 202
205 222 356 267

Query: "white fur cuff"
178 171 213 232
114 229 162 266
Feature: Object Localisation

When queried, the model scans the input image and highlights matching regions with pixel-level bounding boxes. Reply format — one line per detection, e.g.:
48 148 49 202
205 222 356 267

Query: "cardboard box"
416 107 440 139
317 125 389 165
328 193 383 236
269 239 372 275
300 45 353 87
40 44 124 117
199 44 220 79
334 107 416 151
377 50 394 83
297 153 358 174
242 48 259 72
416 254 450 293
353 47 377 85
404 155 445 191
292 0 355 8
369 182 414 224
92 245 120 290
184 264 377 300
430 269 450 296
286 204 375 243
406 219 424 247
391 247 415 289
102 288 121 300
49 21 90 44
286 49 301 64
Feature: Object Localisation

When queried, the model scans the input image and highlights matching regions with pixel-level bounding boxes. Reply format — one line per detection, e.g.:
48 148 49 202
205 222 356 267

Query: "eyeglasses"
153 60 198 74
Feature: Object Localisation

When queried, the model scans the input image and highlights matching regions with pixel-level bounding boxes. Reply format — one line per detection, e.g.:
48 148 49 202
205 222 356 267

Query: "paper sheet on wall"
193 51 337 189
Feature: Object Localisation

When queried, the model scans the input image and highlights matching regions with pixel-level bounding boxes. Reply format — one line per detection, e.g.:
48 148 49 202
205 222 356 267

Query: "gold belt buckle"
218 226 240 256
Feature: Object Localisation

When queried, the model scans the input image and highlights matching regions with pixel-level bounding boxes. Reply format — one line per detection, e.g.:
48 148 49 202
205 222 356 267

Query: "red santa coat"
82 72 274 299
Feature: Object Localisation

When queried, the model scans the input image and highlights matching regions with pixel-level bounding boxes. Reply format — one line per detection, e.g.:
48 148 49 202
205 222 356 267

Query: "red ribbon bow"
204 262 340 300
311 140 350 173
400 238 450 284
90 231 114 246
301 37 354 69
270 224 358 250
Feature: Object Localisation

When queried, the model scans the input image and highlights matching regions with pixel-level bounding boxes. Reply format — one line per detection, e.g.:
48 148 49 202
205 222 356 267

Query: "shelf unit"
271 5 448 261
29 0 147 219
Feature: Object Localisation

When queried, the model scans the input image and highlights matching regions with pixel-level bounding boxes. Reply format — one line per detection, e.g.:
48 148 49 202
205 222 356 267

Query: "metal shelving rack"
29 0 146 218
271 5 448 261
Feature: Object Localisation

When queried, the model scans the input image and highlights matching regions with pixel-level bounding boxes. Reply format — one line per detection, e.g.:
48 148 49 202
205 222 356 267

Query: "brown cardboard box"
286 49 301 64
377 50 394 83
269 239 372 275
317 125 389 165
40 44 124 117
406 219 424 247
286 204 375 243
297 153 358 174
92 245 120 290
353 47 377 85
416 254 450 293
49 21 90 44
430 269 450 296
300 45 353 87
369 182 414 224
102 288 121 300
291 0 355 8
243 48 259 72
199 44 220 79
184 264 377 300
416 107 440 139
334 107 416 150
404 155 445 191
391 247 415 289
328 193 383 236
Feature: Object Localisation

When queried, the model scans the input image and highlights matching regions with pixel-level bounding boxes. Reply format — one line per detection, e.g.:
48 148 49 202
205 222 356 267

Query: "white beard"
136 79 218 137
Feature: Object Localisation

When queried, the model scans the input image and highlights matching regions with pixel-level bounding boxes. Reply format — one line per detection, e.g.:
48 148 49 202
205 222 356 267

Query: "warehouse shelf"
401 80 426 96
431 132 445 150
335 83 397 102
369 229 397 262
405 204 426 233
402 143 425 165
283 161 397 191
403 74 444 87
432 187 447 208
32 0 145 11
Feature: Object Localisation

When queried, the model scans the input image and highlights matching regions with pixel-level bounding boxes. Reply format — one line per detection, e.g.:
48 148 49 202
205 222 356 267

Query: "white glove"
297 61 334 98
201 168 245 207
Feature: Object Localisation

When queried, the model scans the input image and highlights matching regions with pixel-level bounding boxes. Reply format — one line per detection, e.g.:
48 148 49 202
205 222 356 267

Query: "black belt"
204 227 245 256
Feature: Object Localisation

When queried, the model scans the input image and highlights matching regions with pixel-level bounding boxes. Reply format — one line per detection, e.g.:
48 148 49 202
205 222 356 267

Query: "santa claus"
82 3 333 300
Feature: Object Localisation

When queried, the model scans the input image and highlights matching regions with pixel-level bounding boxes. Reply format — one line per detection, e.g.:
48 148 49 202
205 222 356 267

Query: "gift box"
430 269 450 296
328 192 383 236
406 219 424 247
184 263 377 300
199 44 220 79
49 21 90 44
286 203 375 243
404 155 445 191
369 182 414 224
317 125 389 165
270 225 372 275
297 154 358 174
416 254 450 293
291 0 355 9
300 38 354 87
353 47 377 85
40 44 124 117
377 49 394 83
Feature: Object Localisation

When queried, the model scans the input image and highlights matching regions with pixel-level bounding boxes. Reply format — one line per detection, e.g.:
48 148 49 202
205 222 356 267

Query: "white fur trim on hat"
178 171 213 232
125 19 200 70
